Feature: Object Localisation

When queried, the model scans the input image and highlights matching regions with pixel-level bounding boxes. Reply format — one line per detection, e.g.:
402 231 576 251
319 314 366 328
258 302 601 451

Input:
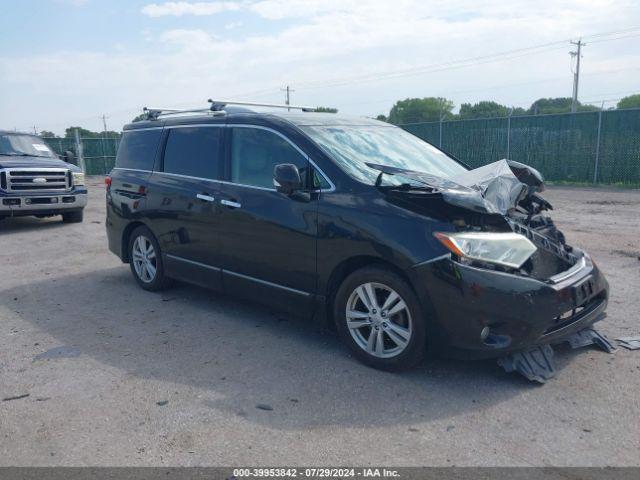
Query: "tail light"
105 176 112 191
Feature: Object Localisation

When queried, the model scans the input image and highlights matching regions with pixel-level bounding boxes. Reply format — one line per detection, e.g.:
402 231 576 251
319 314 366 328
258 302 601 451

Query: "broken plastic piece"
497 344 556 383
564 328 616 353
616 336 640 350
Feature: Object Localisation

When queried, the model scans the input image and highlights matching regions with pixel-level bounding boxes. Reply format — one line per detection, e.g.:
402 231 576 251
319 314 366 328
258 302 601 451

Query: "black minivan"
106 102 609 374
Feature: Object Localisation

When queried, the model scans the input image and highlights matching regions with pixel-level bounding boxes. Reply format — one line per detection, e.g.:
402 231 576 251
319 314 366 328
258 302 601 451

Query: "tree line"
39 126 122 139
376 94 640 124
38 94 640 137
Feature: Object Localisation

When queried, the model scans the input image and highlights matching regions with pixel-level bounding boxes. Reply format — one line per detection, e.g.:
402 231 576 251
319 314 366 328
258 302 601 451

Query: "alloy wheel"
345 282 413 358
131 235 157 283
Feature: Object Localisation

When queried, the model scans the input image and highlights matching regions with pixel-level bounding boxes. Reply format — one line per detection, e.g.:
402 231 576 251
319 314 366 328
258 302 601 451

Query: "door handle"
196 193 215 202
220 199 241 209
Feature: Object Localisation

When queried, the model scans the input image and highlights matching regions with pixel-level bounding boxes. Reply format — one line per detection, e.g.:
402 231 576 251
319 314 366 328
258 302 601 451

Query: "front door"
217 126 319 316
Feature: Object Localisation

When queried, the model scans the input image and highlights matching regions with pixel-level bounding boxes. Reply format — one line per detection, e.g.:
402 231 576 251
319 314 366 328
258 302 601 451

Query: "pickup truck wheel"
62 210 84 223
334 266 426 371
128 226 171 291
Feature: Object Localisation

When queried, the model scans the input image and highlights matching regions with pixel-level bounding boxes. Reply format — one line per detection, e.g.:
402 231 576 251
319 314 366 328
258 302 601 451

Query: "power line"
291 26 640 92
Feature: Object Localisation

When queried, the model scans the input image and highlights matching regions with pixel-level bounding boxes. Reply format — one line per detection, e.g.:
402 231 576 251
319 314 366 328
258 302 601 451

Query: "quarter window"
230 128 307 189
116 129 162 170
163 127 222 179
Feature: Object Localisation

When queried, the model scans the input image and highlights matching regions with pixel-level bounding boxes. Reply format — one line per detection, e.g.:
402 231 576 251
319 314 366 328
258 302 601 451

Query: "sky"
1 0 639 135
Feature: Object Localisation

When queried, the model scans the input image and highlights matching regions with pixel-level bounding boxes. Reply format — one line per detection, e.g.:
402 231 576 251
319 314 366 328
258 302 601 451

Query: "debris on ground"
616 336 640 350
498 328 616 383
564 328 616 353
256 404 273 411
498 345 556 383
156 400 169 406
2 393 30 402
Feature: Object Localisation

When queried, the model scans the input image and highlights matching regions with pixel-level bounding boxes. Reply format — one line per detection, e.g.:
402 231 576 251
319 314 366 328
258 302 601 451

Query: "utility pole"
570 39 584 113
281 85 294 111
101 114 110 165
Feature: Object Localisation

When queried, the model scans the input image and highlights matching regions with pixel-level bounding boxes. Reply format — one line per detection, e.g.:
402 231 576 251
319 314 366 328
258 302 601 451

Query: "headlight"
434 231 537 269
72 172 85 186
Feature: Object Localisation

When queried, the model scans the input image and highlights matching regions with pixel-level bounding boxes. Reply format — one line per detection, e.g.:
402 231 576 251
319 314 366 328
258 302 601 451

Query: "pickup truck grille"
0 168 70 193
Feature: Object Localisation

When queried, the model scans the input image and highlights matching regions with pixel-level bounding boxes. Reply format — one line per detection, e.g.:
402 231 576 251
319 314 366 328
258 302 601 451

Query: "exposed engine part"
508 219 577 265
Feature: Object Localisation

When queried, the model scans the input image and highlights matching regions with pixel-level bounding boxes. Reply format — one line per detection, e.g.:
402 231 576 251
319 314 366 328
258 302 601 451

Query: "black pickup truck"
0 131 87 223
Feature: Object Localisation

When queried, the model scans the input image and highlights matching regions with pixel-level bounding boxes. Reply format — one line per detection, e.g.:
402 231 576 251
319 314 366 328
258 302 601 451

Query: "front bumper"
413 250 609 359
0 191 88 216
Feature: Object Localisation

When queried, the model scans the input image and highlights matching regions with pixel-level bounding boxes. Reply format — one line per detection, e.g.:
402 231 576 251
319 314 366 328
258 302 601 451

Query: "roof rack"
207 99 317 112
142 106 223 120
142 99 329 120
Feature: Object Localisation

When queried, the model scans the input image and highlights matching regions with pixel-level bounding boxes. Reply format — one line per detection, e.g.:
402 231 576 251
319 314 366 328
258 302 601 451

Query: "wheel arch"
121 221 149 263
323 255 417 326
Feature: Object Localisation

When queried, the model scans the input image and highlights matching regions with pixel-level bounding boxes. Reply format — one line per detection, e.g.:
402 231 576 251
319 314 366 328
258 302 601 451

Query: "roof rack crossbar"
142 107 223 120
207 99 318 112
141 98 334 120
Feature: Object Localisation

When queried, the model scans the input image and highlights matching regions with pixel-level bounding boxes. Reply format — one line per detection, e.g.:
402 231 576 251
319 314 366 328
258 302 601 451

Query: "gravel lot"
1 178 639 466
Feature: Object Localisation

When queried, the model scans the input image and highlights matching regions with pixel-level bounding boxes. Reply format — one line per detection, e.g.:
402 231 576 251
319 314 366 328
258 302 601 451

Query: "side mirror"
63 150 76 165
274 163 302 195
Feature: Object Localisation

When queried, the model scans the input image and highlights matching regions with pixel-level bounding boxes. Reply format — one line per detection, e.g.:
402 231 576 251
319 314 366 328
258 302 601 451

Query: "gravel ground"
1 178 639 466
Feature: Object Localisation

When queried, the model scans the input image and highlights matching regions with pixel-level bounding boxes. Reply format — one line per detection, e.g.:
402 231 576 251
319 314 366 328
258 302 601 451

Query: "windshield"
300 125 467 185
0 134 56 158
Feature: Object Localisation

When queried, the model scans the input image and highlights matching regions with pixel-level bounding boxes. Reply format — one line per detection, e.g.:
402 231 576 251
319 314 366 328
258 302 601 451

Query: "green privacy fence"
401 108 640 185
45 136 120 175
43 109 640 184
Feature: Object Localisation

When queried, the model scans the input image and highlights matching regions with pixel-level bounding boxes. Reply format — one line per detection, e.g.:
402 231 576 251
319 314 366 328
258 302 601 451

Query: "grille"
0 168 70 193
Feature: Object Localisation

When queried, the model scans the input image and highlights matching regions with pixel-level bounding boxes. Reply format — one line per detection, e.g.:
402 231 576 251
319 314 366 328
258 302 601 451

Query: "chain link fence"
401 108 640 185
44 109 640 185
45 134 120 175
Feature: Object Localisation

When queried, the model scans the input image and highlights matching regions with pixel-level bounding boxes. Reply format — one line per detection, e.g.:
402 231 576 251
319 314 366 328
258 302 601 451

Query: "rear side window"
230 127 307 189
162 127 222 179
116 129 162 170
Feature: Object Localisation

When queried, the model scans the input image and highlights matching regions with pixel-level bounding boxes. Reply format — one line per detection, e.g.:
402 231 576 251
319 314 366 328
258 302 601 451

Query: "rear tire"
62 210 84 223
334 266 426 371
128 226 171 291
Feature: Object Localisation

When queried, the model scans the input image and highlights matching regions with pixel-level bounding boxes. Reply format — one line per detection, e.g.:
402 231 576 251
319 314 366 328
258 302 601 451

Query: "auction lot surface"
1 178 639 466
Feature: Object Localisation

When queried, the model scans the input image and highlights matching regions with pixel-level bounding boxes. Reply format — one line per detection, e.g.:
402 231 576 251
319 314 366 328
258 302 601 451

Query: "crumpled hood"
0 156 80 171
444 159 543 214
369 159 545 215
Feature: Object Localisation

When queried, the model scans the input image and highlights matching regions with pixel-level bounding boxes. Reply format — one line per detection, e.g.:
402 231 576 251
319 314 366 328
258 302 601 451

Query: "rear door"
145 125 226 289
217 125 319 316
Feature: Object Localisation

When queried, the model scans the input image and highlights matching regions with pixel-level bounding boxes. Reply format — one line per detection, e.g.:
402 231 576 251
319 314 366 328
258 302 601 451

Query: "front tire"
62 210 84 223
334 266 426 371
128 226 171 291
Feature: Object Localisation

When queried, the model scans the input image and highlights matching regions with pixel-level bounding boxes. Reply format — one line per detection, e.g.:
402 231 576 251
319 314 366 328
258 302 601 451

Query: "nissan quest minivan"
105 101 609 378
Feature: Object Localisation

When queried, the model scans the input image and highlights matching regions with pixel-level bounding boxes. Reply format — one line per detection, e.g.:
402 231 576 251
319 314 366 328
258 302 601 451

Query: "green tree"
375 114 388 122
132 113 147 122
315 106 338 113
617 94 640 109
64 126 120 139
527 97 597 115
39 130 56 138
458 101 509 119
387 97 454 124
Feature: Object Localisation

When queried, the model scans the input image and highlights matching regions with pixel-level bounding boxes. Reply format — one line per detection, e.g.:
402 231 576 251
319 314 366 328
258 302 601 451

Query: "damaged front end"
370 160 612 383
